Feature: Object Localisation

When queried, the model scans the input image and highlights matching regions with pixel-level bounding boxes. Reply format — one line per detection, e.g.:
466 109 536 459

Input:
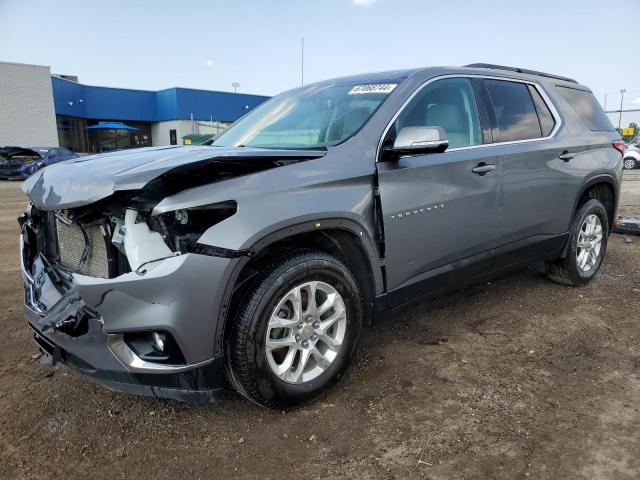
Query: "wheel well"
576 182 616 231
224 229 377 339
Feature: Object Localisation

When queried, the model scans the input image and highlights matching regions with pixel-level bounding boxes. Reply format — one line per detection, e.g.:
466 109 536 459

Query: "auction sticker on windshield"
348 84 397 95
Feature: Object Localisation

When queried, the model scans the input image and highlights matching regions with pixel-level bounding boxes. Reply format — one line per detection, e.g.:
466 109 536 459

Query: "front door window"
391 78 482 149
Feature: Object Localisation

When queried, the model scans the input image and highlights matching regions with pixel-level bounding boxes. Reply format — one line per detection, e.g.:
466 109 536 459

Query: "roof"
51 76 271 123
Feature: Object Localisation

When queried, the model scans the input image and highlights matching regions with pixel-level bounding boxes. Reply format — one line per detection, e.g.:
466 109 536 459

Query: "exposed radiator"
55 219 110 278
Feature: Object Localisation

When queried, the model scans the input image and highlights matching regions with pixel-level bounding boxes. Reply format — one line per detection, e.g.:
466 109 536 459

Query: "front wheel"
623 157 637 170
546 199 608 286
226 251 362 408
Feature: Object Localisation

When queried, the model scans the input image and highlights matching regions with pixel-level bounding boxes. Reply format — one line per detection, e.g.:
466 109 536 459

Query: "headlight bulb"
175 209 189 225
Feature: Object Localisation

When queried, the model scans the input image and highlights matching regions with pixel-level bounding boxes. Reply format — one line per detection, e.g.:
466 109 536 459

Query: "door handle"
472 163 496 175
559 151 574 162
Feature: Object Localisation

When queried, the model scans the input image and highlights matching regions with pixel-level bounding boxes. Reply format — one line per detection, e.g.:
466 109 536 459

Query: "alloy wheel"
576 214 603 273
265 281 347 384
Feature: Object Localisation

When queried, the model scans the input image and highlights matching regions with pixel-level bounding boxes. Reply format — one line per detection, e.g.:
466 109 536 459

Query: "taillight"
612 140 625 156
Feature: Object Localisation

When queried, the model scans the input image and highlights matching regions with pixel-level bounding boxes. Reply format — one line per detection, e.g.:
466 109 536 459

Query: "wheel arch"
560 175 618 259
212 218 383 357
573 175 618 231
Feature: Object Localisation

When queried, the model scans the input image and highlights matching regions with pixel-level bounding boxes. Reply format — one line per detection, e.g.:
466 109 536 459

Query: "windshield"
213 82 398 149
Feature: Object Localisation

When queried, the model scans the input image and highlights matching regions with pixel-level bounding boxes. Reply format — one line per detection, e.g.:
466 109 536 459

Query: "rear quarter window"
556 86 615 132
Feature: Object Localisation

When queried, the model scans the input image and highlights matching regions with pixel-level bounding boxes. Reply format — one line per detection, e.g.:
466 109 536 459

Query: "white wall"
0 61 58 147
151 120 231 146
151 120 192 146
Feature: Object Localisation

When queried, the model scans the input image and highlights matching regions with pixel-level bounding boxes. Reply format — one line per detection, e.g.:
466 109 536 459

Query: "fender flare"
560 173 619 258
571 174 619 223
209 216 384 356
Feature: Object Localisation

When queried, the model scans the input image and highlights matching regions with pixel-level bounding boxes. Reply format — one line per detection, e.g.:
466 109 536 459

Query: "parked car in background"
19 64 623 408
0 146 78 179
623 144 640 170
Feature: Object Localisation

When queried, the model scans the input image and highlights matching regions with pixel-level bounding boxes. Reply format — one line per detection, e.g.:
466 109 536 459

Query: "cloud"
205 59 214 67
352 0 377 6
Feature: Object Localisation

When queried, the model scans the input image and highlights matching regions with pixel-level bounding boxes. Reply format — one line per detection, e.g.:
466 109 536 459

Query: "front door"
377 77 500 307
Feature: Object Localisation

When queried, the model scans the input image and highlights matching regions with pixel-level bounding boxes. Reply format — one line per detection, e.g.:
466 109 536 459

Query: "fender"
559 173 619 258
571 173 619 224
205 215 384 357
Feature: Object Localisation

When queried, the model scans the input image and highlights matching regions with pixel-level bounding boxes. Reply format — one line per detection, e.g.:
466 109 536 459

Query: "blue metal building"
52 76 270 153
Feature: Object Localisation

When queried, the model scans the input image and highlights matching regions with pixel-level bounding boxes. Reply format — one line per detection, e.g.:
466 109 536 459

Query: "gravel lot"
1 174 639 480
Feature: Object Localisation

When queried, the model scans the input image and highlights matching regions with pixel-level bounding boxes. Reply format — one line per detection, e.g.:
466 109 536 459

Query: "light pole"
232 82 240 93
301 37 304 86
618 89 626 129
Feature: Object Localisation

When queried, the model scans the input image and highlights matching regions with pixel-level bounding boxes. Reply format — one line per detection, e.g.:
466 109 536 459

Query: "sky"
1 0 639 124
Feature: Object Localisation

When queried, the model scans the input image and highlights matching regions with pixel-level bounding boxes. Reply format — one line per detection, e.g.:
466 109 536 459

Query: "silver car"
19 64 623 407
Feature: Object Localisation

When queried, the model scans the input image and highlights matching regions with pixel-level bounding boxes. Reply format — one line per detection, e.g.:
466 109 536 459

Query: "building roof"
51 76 270 123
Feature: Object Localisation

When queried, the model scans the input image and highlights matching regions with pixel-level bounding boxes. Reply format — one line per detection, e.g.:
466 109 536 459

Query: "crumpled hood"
22 145 325 210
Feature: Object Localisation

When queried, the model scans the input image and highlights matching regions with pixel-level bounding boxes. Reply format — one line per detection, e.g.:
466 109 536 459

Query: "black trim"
193 244 255 258
387 250 494 309
571 174 619 233
382 233 568 311
471 78 496 144
492 233 567 273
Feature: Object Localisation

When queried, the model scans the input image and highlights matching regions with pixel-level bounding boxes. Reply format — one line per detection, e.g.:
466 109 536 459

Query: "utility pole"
232 82 239 93
603 92 607 111
301 37 304 86
618 89 626 129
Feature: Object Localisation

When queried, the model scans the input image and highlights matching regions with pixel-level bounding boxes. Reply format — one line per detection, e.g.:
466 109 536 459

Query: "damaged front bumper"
20 229 237 404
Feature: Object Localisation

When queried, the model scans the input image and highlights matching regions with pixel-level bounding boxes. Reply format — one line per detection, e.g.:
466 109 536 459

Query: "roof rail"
464 63 578 84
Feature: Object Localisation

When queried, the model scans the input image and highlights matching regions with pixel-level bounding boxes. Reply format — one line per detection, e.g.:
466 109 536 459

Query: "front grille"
55 218 111 278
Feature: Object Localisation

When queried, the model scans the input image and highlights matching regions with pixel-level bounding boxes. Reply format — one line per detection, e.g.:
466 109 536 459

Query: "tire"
226 250 363 408
546 199 608 286
623 157 637 170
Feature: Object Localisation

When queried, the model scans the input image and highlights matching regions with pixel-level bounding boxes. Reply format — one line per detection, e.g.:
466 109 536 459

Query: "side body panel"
376 147 500 294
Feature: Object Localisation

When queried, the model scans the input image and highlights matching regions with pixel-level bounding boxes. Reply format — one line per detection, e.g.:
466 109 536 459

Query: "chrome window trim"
376 74 563 161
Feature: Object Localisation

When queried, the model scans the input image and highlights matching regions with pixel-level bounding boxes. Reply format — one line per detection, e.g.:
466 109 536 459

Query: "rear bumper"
20 224 238 403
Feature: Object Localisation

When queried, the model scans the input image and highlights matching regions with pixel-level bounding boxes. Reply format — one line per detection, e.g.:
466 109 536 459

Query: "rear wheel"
226 251 362 408
546 199 608 286
624 157 637 170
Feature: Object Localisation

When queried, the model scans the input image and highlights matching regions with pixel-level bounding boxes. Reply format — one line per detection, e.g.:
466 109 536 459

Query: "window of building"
484 80 542 142
556 86 615 132
393 78 482 149
57 115 88 152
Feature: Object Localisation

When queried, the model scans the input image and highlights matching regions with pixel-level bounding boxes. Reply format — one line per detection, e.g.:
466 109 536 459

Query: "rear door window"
484 79 542 142
556 86 615 131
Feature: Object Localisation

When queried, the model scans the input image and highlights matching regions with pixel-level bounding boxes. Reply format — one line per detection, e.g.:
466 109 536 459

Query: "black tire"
546 199 608 286
623 157 637 170
225 251 363 408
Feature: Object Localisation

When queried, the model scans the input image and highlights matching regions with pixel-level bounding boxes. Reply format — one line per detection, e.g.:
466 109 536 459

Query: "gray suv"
19 64 624 407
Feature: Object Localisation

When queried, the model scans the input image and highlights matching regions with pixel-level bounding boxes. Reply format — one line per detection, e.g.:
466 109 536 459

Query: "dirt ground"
0 174 639 480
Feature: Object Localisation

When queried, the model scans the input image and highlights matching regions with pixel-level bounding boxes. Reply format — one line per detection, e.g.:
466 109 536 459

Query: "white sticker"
348 84 397 95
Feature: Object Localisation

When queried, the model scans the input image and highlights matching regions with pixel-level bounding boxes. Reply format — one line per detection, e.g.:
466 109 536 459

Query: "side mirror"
384 126 448 159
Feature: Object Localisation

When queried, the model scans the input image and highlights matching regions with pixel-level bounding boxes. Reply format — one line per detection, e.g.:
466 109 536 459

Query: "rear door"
377 77 500 306
480 79 580 260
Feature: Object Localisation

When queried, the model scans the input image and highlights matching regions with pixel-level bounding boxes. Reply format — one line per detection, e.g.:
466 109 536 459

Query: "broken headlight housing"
153 201 237 253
